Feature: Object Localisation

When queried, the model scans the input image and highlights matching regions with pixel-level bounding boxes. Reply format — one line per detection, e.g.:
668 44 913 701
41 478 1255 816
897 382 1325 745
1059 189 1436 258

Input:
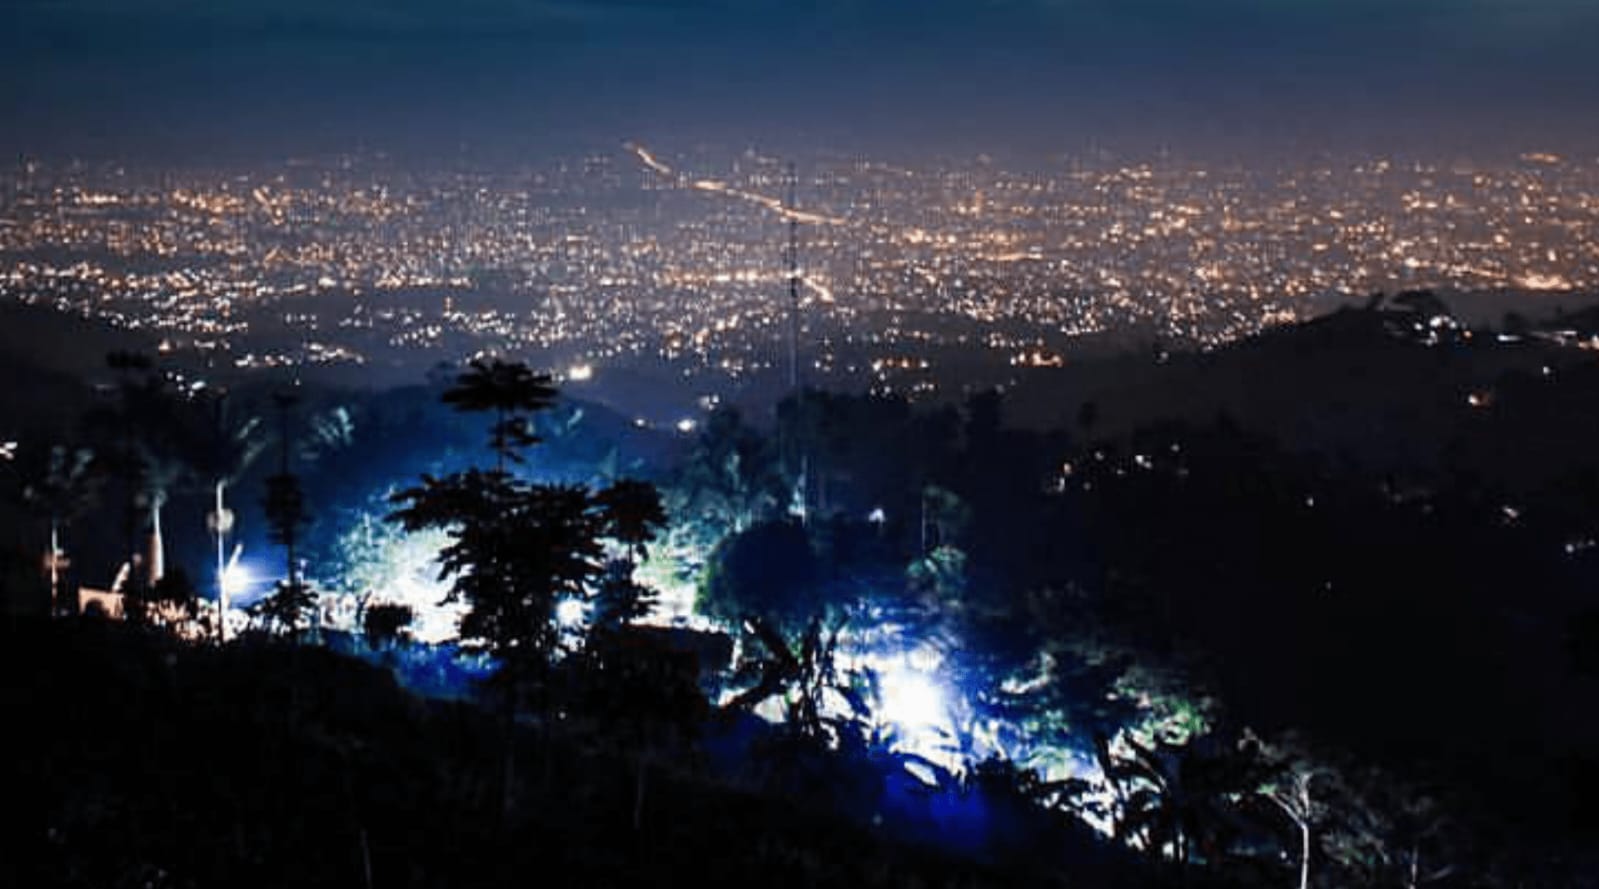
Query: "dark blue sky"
4 0 1597 160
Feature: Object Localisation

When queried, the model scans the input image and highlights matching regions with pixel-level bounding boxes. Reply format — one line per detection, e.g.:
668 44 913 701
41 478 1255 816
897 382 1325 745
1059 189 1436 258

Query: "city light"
6 149 1593 401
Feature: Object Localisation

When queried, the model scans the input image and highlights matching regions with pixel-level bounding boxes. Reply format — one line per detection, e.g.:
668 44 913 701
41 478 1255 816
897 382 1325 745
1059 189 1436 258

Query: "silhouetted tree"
362 601 414 650
389 360 608 817
594 478 667 561
1096 732 1263 874
700 519 818 631
590 478 667 632
249 579 317 638
261 391 314 640
1252 738 1336 889
441 357 557 470
173 388 265 638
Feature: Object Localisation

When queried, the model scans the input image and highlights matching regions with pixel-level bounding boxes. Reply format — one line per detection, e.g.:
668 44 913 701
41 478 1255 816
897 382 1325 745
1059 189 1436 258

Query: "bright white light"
567 364 594 382
880 665 948 732
675 418 698 434
556 598 588 629
220 561 253 598
0 441 16 461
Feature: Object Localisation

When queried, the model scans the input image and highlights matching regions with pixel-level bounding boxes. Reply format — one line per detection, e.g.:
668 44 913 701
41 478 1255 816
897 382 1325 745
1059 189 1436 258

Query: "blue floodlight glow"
220 560 255 599
879 664 948 734
863 640 965 777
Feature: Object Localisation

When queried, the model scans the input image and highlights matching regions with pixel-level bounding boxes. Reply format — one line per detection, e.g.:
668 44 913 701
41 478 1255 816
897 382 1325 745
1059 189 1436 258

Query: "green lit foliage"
906 545 967 609
918 484 969 552
1253 739 1335 889
670 407 784 544
1313 768 1470 889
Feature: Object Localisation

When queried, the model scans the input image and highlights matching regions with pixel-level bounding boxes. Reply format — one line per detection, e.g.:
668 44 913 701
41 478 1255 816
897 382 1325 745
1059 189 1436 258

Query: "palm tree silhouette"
441 357 557 471
259 391 313 639
172 389 266 640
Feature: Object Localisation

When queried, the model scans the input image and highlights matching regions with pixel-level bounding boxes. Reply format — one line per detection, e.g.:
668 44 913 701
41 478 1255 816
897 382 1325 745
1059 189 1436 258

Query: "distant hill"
0 304 157 439
1006 296 1599 491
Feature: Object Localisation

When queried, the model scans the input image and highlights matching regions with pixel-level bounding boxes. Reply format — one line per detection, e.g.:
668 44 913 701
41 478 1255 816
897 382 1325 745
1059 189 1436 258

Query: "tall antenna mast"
782 161 810 523
786 161 801 392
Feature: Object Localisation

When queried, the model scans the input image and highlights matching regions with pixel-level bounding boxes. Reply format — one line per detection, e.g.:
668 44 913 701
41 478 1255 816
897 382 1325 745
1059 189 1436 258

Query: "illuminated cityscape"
4 146 1596 401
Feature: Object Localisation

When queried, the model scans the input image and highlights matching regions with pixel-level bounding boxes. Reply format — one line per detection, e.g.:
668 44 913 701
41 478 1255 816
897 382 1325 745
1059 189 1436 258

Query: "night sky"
3 0 1598 160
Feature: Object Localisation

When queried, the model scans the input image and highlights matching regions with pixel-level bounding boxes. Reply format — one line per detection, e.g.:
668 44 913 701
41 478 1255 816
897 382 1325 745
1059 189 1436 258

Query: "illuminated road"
627 142 674 177
629 141 843 302
628 141 845 227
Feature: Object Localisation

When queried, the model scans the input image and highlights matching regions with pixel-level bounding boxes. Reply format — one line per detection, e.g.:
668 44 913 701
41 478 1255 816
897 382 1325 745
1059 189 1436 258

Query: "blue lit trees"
386 357 671 814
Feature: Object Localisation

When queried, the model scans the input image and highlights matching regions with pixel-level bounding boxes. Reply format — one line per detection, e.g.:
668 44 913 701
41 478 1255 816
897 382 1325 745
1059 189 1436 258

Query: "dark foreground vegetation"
6 294 1599 887
7 618 1156 889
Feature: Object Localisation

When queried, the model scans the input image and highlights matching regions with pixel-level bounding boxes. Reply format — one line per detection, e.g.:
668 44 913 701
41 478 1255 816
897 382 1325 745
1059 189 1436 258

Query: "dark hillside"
5 619 1167 889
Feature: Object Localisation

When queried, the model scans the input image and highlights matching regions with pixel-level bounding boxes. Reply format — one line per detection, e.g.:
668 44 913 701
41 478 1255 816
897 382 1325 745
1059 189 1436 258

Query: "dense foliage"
5 300 1599 887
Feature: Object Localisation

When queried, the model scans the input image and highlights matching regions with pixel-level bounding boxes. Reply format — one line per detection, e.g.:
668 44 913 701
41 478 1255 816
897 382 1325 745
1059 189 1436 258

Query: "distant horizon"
5 135 1598 172
5 1 1599 163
